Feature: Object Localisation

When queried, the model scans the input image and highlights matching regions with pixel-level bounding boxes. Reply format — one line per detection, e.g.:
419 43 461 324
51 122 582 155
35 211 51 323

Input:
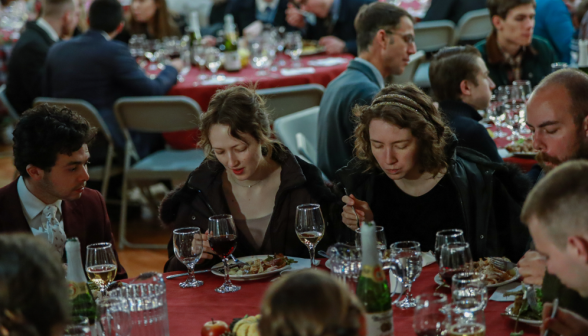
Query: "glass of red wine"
208 214 240 293
413 293 448 336
172 227 204 288
434 229 465 263
438 242 473 286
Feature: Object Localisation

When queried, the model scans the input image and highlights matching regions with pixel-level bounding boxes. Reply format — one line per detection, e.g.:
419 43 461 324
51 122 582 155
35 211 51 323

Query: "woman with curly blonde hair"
335 83 531 260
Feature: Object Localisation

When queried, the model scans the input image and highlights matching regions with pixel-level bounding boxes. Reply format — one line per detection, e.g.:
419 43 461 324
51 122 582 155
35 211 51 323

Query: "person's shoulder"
78 187 105 205
474 39 488 53
531 35 556 52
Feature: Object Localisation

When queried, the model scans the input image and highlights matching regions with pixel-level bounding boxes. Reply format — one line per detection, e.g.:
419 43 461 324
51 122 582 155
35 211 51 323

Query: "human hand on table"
518 250 546 286
195 231 215 264
286 3 306 29
341 194 373 231
319 36 346 54
170 59 185 72
542 303 588 336
202 35 217 47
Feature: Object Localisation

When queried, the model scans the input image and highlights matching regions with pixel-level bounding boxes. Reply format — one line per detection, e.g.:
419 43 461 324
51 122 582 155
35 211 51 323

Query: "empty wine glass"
487 95 507 138
434 229 464 263
295 204 325 268
439 242 473 286
413 293 448 336
284 32 303 67
505 102 526 142
173 227 204 288
446 299 486 336
86 242 117 297
205 47 223 81
97 297 133 336
249 38 270 76
390 241 422 309
355 226 387 259
452 272 488 309
208 214 240 293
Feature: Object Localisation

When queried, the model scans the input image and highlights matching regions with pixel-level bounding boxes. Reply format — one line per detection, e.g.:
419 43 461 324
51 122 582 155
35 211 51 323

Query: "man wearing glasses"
316 2 415 180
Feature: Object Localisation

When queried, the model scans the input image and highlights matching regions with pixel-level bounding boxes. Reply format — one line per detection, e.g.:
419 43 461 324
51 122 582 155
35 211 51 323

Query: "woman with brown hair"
336 83 531 260
115 0 182 43
159 86 337 272
259 269 364 336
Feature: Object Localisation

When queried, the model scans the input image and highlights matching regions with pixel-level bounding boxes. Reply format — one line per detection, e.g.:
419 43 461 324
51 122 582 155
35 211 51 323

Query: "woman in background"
116 0 182 43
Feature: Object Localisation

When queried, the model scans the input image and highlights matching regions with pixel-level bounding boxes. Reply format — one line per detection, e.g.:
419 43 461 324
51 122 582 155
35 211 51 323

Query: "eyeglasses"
384 30 415 45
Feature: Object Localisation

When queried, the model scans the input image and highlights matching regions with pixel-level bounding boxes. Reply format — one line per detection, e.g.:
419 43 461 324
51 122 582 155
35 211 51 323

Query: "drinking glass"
249 38 270 76
487 95 507 138
295 204 325 268
205 47 223 80
446 299 486 336
434 229 464 263
551 62 568 73
512 80 532 102
208 214 240 293
172 227 204 288
451 272 488 309
192 43 209 80
64 316 91 336
284 32 303 67
413 293 448 336
505 102 526 142
86 242 118 297
355 226 387 259
97 297 133 336
390 241 422 309
439 242 473 286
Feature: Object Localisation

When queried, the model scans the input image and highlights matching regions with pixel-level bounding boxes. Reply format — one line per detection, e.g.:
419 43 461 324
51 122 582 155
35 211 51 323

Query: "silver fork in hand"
344 187 360 228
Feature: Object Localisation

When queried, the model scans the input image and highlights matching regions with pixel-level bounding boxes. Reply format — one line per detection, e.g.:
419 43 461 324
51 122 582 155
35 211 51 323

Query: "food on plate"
472 258 516 285
228 254 297 276
202 319 231 336
232 315 261 336
505 138 536 154
508 287 543 320
302 40 325 54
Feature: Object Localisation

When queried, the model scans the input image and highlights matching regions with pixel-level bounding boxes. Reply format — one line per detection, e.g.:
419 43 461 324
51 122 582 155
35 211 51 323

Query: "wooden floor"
0 145 170 278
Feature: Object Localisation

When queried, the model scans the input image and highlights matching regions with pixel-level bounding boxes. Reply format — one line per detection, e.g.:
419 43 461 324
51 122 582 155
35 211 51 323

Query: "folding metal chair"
454 9 492 45
257 84 324 121
414 20 456 52
392 50 426 84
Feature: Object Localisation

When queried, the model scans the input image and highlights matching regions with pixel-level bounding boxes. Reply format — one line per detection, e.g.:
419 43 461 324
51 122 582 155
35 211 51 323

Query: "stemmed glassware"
446 299 486 336
96 297 133 336
413 293 448 336
284 32 303 67
390 241 422 309
208 215 240 293
487 95 507 138
439 242 473 285
451 272 488 308
86 242 118 297
295 204 325 268
249 38 271 76
173 227 204 288
505 102 526 142
434 229 464 263
192 43 209 81
355 226 387 260
205 47 224 81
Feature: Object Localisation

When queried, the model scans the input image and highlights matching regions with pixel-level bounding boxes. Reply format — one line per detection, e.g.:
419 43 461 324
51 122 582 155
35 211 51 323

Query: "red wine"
416 329 442 336
440 268 468 284
209 234 237 258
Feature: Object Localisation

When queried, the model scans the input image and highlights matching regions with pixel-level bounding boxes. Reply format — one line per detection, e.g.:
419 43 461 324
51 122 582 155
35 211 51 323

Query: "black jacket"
333 145 531 261
439 100 503 164
422 0 487 25
159 149 337 272
6 21 55 114
226 0 296 35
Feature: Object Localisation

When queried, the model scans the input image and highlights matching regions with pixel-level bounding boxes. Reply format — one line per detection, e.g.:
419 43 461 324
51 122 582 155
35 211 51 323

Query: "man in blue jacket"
43 0 183 158
534 0 575 63
317 2 415 179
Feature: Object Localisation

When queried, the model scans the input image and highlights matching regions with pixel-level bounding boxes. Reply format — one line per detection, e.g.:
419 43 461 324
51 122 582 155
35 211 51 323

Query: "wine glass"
551 62 568 73
439 242 473 286
487 95 507 138
390 241 422 309
451 272 488 309
193 43 209 80
355 226 387 259
295 204 325 268
413 293 448 336
205 47 223 81
446 299 486 336
505 102 526 142
434 229 464 263
249 38 270 76
97 297 133 336
208 214 240 294
284 32 303 67
173 227 204 288
86 242 117 297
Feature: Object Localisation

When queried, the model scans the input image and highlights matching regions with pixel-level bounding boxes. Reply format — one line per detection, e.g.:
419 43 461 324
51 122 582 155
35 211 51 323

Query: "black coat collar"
439 100 482 122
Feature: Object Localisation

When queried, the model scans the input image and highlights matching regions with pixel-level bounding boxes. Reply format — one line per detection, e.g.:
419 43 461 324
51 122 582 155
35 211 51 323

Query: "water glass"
97 297 133 336
172 227 204 288
205 47 223 80
451 272 488 309
445 299 486 336
295 204 325 268
439 242 473 286
505 102 526 142
327 243 362 291
487 95 507 138
249 38 271 76
434 229 464 263
413 293 448 336
390 241 422 309
64 316 91 336
284 32 303 67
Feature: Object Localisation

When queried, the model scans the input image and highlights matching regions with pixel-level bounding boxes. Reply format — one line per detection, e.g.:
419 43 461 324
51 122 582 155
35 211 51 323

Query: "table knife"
166 269 210 279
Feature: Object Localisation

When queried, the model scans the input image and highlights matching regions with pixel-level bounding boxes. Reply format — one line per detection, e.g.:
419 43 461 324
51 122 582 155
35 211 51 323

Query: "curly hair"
259 269 364 336
199 86 287 163
13 104 96 178
353 83 454 175
0 234 70 336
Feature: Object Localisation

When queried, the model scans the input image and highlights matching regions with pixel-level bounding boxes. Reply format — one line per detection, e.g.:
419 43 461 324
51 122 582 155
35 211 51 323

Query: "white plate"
211 255 307 281
504 303 542 327
434 268 520 288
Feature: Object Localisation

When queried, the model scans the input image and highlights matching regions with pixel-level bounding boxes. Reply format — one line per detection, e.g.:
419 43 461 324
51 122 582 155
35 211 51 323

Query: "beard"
537 131 588 172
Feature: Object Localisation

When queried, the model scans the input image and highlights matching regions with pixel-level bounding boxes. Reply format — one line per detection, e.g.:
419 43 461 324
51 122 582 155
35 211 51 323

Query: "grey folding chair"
257 84 324 121
274 106 319 158
0 84 20 121
414 20 456 52
114 96 205 249
33 98 123 199
454 9 492 45
391 50 426 84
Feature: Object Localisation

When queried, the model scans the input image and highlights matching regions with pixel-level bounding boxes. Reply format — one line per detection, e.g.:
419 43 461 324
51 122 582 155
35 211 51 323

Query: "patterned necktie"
42 204 67 256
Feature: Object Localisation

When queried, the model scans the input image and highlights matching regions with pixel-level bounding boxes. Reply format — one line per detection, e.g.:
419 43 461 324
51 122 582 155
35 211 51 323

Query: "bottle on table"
356 221 394 336
65 238 98 325
187 11 202 65
223 14 242 72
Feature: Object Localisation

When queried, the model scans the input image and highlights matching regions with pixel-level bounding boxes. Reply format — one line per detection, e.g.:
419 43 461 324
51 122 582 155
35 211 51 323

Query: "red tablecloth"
156 262 539 336
163 54 353 150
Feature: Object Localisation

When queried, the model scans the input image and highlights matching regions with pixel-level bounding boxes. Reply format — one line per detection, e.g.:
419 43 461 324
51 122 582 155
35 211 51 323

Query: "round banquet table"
153 261 540 336
163 54 354 150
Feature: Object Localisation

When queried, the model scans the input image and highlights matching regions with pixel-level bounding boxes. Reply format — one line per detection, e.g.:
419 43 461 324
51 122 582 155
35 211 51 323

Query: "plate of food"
434 257 520 288
211 254 299 281
505 138 537 158
503 285 543 328
301 40 326 56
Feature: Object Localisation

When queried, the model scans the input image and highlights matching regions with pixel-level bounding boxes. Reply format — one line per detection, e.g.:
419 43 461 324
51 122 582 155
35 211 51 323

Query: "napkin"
307 57 349 67
280 67 316 76
490 282 522 301
200 76 244 86
389 251 436 294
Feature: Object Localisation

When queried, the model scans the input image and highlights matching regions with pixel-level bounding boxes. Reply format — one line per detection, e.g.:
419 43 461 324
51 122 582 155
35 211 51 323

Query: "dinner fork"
343 187 360 228
489 257 517 271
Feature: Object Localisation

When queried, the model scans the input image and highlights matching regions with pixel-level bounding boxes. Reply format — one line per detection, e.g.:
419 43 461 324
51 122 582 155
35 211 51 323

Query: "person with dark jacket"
159 86 337 272
6 0 78 114
337 83 530 261
430 46 502 163
475 0 556 88
226 0 297 36
422 0 486 25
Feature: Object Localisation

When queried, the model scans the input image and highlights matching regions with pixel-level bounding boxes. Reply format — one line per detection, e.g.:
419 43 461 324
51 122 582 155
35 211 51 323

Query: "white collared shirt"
17 177 64 236
256 0 279 12
36 18 60 42
354 57 385 89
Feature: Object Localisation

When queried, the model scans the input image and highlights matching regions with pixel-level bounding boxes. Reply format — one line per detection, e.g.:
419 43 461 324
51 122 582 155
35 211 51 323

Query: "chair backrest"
414 20 456 52
295 132 318 165
257 84 324 121
0 84 20 121
273 106 319 157
454 8 492 44
391 50 426 84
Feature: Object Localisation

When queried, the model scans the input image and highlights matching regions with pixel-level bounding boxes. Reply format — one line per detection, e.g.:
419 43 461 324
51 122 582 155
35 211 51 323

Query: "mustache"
536 152 562 166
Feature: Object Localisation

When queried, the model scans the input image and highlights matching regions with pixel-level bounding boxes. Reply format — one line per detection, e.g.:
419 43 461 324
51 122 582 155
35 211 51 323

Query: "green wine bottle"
356 221 394 336
65 238 98 324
